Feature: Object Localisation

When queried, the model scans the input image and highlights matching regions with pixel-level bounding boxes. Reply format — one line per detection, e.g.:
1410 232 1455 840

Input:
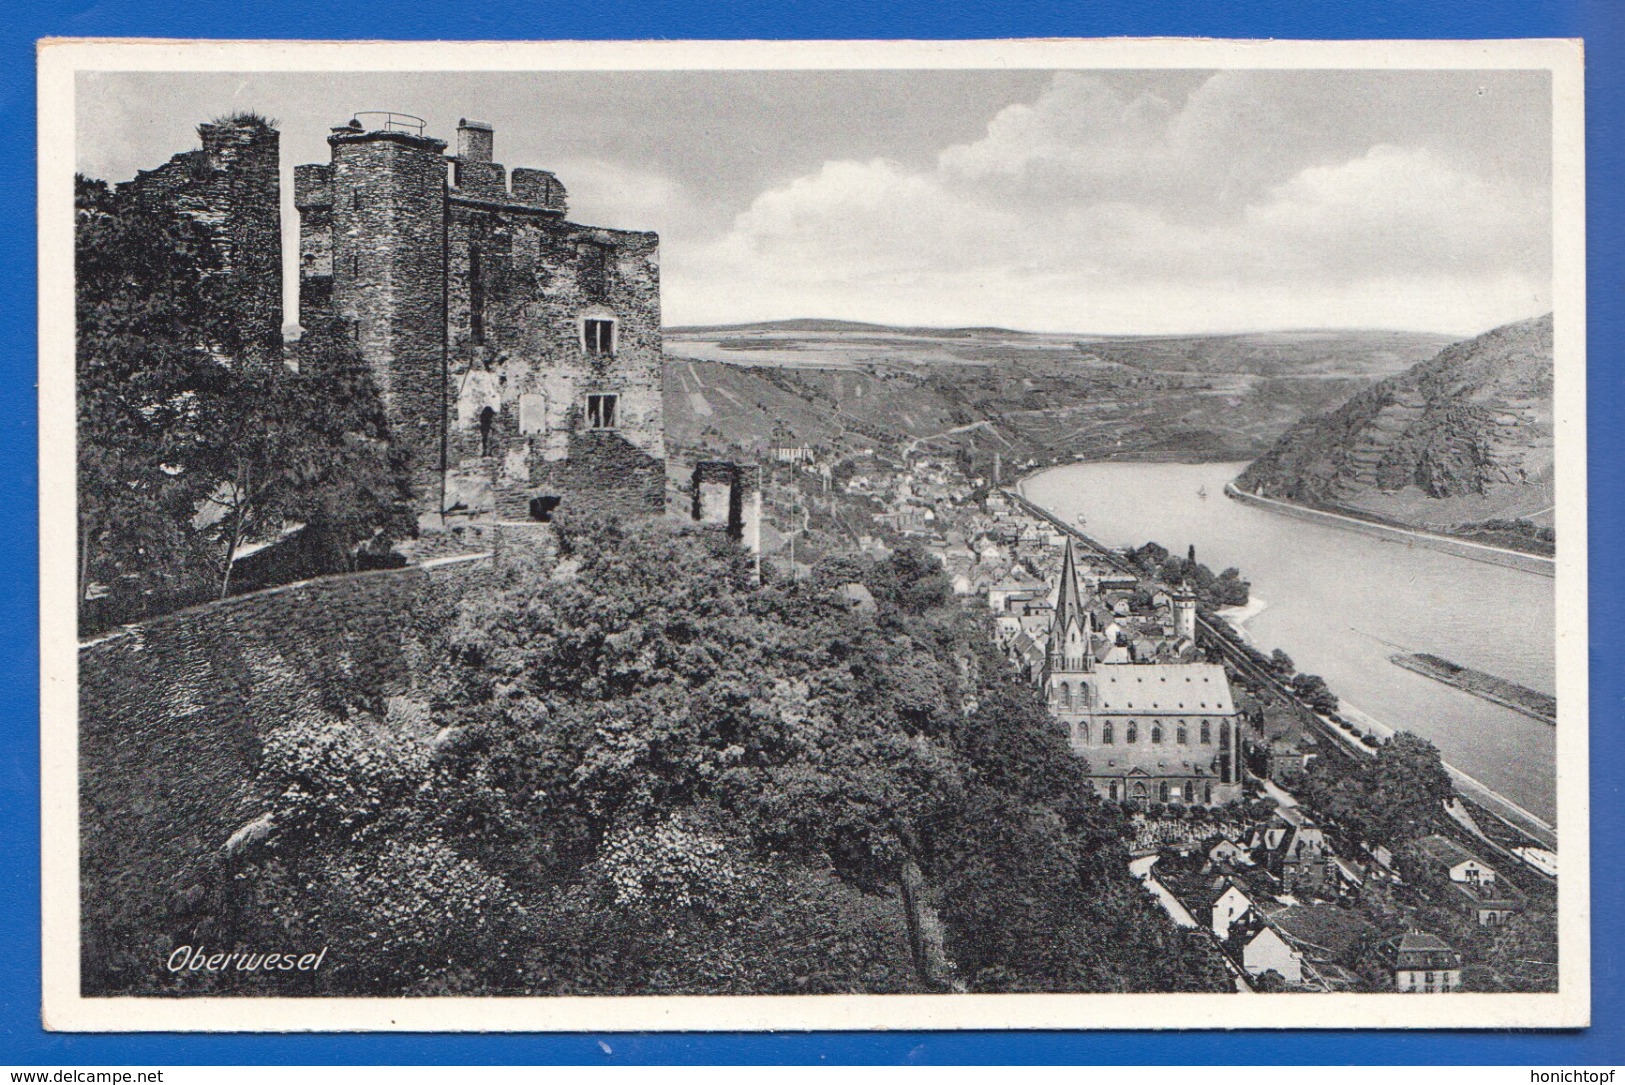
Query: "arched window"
1102 722 1114 745
1127 722 1138 744
1077 684 1090 708
1059 681 1072 709
1158 781 1170 803
1203 782 1213 804
1201 721 1212 744
1077 721 1089 744
1178 724 1188 745
479 406 496 457
1108 781 1119 801
1132 781 1148 799
1151 724 1163 744
1184 781 1195 803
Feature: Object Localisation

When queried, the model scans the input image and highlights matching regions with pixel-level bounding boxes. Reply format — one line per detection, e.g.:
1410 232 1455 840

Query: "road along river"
1022 461 1557 826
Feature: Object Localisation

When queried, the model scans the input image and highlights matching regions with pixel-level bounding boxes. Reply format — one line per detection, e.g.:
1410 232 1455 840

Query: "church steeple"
1046 537 1094 675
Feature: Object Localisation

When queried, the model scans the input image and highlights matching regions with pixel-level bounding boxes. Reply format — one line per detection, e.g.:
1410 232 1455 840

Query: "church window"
1132 782 1147 800
1158 781 1170 803
1151 724 1163 744
1108 781 1119 801
1204 782 1212 804
586 393 618 430
1078 721 1088 744
1102 722 1113 745
1184 781 1195 803
584 318 615 356
1178 724 1188 744
478 406 496 457
1201 721 1212 744
1126 722 1138 744
1059 682 1071 709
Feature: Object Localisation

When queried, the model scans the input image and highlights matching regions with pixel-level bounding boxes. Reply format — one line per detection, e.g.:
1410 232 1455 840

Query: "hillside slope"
664 323 1453 467
1236 314 1555 534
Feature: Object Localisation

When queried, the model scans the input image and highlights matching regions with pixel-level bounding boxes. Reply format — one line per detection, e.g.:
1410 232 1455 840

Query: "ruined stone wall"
293 162 334 322
442 200 665 523
119 116 283 358
78 556 489 994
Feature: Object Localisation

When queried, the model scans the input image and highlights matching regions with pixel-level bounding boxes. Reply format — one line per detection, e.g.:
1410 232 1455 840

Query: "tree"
1363 733 1454 845
202 334 414 597
76 173 416 622
75 174 236 627
1290 673 1339 715
1270 648 1296 676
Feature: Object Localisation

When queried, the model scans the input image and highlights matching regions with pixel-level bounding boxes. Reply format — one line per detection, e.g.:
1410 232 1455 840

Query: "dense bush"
202 525 1232 996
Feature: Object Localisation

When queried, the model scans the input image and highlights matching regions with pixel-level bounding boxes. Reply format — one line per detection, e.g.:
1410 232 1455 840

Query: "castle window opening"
1102 722 1114 744
587 393 618 430
479 406 496 457
529 495 562 523
584 318 615 356
1127 722 1138 744
469 246 485 345
1177 724 1188 744
1201 721 1212 744
1151 724 1163 744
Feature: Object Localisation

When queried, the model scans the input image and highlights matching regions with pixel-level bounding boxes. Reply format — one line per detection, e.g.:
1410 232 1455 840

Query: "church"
1032 538 1244 806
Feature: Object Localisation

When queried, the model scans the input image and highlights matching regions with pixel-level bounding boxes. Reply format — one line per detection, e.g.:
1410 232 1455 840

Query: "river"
1022 461 1557 825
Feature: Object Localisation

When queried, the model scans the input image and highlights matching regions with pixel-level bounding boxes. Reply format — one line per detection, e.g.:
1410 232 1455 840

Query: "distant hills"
663 321 1454 468
1236 314 1555 536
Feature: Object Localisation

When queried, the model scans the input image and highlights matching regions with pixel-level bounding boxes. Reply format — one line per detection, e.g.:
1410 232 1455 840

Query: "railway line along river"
1022 461 1557 826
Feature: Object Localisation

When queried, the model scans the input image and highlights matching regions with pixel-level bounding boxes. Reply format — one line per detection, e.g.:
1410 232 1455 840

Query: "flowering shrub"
596 816 745 911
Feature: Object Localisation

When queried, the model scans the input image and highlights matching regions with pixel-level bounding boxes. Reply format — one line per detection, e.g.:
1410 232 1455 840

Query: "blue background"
3 0 1618 1067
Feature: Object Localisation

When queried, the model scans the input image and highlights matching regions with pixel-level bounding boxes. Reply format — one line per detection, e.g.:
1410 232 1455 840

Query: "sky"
76 68 1553 336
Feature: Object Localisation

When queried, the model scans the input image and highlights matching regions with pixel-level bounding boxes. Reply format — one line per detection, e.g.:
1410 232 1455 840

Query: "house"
1207 877 1256 941
1417 835 1497 886
1416 835 1525 925
1230 919 1303 986
1378 931 1463 992
1207 838 1253 868
1251 807 1338 897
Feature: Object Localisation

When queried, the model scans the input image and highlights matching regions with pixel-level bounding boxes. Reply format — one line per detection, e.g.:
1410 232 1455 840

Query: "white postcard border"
38 35 1589 1032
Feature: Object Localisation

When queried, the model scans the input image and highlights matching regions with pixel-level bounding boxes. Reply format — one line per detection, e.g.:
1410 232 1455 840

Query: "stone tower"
296 116 451 499
1172 579 1198 642
120 114 283 359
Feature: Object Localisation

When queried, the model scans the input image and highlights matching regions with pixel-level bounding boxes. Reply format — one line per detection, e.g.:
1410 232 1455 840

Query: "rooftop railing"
349 111 428 136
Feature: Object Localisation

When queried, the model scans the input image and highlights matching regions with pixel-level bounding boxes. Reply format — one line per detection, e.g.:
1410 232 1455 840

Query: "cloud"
668 72 1551 334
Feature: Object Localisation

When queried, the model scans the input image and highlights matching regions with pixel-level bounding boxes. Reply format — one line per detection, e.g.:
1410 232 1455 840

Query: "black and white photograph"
38 38 1588 1031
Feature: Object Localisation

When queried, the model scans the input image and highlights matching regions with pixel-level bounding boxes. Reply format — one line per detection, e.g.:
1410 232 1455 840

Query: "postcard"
38 36 1588 1030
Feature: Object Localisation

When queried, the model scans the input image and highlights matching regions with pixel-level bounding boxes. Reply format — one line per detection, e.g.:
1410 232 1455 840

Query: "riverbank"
1223 484 1555 578
1011 470 1558 853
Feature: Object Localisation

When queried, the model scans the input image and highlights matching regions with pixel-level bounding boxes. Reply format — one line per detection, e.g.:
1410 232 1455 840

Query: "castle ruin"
295 113 667 526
